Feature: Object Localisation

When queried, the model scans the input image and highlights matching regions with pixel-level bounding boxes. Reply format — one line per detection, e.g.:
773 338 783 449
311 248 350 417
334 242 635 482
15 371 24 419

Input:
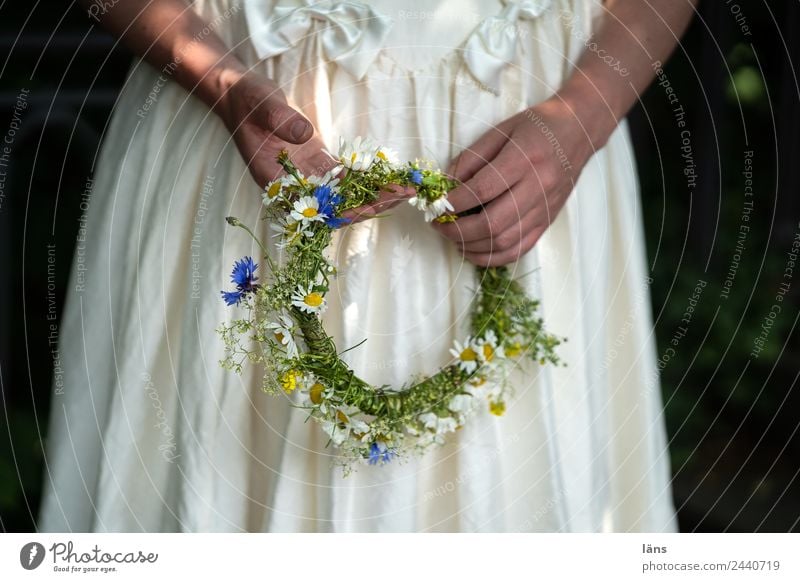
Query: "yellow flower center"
336 410 349 425
267 182 281 199
280 370 299 394
376 150 387 161
304 292 324 307
460 347 477 362
505 342 522 358
274 331 285 344
302 207 318 218
470 376 486 387
350 152 357 164
489 401 506 416
309 382 324 405
482 344 495 362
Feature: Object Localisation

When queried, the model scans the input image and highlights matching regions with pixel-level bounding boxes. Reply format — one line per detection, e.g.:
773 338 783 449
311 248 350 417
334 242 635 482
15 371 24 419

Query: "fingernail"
290 120 310 142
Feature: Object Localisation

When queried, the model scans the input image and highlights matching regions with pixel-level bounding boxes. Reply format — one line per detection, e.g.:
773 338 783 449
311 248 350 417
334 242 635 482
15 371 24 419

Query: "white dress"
39 0 679 532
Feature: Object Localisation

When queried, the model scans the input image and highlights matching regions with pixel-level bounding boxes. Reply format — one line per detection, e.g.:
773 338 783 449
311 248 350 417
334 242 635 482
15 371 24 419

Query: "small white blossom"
450 337 481 373
266 313 299 359
338 136 379 171
291 283 327 314
448 394 474 415
408 195 454 222
418 412 459 435
291 195 325 225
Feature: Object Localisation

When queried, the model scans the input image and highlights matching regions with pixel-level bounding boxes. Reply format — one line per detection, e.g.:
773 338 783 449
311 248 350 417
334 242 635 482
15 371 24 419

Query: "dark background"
1 1 798 532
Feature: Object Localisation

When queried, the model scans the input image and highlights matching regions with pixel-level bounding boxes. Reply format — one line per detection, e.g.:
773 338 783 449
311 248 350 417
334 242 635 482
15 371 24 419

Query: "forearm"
82 0 247 114
554 0 698 148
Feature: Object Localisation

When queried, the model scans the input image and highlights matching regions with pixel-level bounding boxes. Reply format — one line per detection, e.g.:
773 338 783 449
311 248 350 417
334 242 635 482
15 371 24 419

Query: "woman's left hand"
433 98 599 267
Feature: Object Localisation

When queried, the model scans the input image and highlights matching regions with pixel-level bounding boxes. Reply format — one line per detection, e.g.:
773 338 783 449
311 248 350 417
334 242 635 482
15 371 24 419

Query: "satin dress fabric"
39 0 679 532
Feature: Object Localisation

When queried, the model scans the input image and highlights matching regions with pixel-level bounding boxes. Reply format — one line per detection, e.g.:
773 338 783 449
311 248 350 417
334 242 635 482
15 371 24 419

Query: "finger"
296 148 340 177
433 175 527 243
462 224 548 267
447 124 510 182
340 185 414 223
457 205 540 253
253 89 314 145
445 138 533 214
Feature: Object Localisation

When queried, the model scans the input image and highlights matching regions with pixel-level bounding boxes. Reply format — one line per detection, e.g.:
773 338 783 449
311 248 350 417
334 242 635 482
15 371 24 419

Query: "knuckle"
537 163 559 191
496 228 519 249
484 213 505 237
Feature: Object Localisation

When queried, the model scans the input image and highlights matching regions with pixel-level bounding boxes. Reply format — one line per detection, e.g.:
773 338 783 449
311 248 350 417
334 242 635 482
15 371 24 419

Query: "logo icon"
19 542 45 570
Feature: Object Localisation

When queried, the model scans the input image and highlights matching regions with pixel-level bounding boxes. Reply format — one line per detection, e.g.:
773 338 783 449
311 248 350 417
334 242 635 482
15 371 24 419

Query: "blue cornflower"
368 442 396 465
220 256 258 306
409 169 423 185
313 184 350 228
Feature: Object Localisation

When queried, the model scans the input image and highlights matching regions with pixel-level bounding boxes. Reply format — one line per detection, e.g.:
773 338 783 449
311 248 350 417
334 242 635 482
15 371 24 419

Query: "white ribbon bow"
463 0 553 93
244 0 393 80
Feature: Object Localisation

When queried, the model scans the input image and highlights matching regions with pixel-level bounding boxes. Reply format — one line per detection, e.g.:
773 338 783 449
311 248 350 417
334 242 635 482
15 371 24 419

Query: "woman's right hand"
215 69 414 222
215 70 338 187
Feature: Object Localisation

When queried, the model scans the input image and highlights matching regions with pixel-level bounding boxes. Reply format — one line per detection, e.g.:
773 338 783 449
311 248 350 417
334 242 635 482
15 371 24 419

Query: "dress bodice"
243 0 559 92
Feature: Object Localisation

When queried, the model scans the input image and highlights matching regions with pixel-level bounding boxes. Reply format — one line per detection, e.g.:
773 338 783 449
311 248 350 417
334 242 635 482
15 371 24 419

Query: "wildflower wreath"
219 137 563 470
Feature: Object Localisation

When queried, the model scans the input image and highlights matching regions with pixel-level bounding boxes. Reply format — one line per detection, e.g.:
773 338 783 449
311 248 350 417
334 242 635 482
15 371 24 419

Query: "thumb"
256 91 314 145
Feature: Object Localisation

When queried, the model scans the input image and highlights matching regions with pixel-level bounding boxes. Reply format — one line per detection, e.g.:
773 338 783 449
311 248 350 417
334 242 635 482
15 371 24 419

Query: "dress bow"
463 0 553 93
244 0 393 80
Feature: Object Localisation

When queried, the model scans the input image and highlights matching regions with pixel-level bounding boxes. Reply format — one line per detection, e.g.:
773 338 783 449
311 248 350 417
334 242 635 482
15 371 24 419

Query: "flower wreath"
219 137 563 471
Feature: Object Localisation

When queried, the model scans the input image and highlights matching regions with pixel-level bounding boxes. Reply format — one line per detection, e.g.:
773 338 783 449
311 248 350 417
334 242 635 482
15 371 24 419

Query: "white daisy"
448 394 474 415
291 283 326 314
409 195 453 222
409 195 454 222
322 406 370 446
450 336 481 373
418 412 459 435
303 379 334 413
270 215 310 249
477 330 505 365
375 145 400 167
266 313 298 359
262 179 284 206
338 136 379 171
428 196 455 221
307 166 343 189
291 195 325 224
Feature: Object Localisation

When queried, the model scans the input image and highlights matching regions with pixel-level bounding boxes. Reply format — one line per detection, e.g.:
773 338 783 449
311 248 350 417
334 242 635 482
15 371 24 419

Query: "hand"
340 184 417 224
433 98 598 266
216 70 412 224
216 70 338 186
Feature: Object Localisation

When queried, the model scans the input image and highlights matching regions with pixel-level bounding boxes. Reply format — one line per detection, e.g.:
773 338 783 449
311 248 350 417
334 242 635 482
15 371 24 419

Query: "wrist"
193 61 248 127
549 80 621 151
